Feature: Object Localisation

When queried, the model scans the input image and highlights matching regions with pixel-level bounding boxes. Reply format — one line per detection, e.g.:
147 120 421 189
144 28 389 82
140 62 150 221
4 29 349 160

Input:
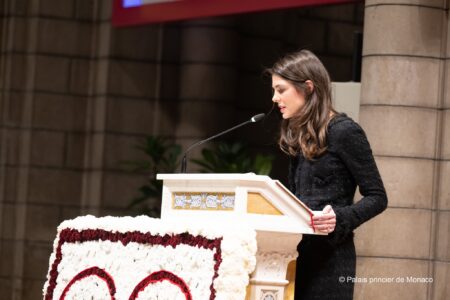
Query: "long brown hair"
268 50 336 160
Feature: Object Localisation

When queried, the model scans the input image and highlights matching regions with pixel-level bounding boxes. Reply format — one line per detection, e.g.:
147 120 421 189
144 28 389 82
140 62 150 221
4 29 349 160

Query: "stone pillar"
357 1 448 299
0 0 113 299
175 17 238 163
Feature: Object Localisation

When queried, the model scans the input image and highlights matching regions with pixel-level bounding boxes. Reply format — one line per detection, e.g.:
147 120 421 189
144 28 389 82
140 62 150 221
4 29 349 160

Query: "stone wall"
356 0 449 299
0 1 364 299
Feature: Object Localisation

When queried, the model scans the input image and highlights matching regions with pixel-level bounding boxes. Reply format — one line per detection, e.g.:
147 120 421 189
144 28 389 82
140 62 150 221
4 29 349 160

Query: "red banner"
112 0 361 27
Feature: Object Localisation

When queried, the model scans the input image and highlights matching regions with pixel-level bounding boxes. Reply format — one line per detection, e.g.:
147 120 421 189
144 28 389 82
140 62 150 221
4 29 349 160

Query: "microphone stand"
180 113 265 173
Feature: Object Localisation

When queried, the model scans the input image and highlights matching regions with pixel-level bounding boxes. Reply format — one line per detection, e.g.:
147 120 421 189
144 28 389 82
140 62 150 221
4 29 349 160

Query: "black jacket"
290 113 387 299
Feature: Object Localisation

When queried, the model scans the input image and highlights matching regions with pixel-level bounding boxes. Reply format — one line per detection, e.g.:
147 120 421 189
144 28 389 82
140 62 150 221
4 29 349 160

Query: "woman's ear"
305 80 314 94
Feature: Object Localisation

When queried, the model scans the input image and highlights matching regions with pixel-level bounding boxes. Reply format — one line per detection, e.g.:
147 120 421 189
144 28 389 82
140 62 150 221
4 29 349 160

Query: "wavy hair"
268 50 336 160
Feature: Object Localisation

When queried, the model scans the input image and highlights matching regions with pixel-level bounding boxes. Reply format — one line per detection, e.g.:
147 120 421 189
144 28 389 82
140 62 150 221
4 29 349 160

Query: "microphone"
180 113 265 173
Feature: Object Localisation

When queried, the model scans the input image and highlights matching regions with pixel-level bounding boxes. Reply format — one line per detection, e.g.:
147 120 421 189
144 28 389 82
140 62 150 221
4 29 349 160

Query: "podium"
157 173 322 300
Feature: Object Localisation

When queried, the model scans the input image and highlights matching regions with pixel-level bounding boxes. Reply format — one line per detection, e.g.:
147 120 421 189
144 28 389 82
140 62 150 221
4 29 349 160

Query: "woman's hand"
311 205 336 234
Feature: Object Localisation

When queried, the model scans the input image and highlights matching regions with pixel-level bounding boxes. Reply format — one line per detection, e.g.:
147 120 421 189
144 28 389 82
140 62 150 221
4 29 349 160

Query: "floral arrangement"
43 215 257 300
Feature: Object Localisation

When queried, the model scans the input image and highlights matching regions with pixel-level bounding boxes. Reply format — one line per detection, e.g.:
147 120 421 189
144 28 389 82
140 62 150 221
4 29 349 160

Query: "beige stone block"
4 167 18 203
104 134 149 170
40 0 75 18
240 38 282 73
328 22 361 56
23 242 53 279
175 101 235 137
285 18 326 53
98 0 113 21
65 133 85 169
11 0 29 16
376 156 434 209
33 93 87 131
75 0 95 20
60 206 81 221
7 91 25 125
38 19 92 56
435 211 450 261
69 59 90 95
10 54 27 91
0 278 12 300
321 55 353 82
363 5 444 57
361 56 440 107
106 97 155 134
179 64 236 101
445 62 450 109
30 130 65 167
110 26 159 60
447 16 450 58
354 257 431 300
107 61 157 98
35 55 70 93
438 161 450 210
366 0 445 8
441 110 450 159
359 106 438 158
180 27 238 63
22 279 47 300
25 205 61 241
355 208 431 258
432 261 450 300
28 169 82 205
12 17 27 52
97 23 112 58
1 204 15 240
4 129 21 165
102 173 147 208
0 241 15 276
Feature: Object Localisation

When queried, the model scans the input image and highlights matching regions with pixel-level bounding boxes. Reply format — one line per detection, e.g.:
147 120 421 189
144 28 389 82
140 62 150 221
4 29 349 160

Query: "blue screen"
123 0 143 8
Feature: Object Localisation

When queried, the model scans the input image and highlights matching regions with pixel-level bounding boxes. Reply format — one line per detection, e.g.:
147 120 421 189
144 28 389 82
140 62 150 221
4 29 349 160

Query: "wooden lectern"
157 173 322 300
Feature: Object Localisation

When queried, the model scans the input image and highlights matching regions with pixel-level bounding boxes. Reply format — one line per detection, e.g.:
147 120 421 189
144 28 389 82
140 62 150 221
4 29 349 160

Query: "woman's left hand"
311 205 336 234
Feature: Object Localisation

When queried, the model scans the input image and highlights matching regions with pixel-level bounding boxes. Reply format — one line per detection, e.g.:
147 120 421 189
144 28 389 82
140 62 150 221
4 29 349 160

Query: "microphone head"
250 113 265 123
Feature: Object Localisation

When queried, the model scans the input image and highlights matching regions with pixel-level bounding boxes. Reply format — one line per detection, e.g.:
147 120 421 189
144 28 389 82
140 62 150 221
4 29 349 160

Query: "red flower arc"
44 229 222 300
129 270 192 300
60 267 116 300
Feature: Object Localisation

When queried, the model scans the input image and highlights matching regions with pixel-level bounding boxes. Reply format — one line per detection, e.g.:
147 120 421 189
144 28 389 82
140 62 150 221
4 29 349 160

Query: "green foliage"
191 142 273 175
123 136 181 217
125 138 273 217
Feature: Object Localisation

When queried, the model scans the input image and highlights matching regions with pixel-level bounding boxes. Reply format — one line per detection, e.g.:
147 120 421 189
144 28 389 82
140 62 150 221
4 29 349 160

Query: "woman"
268 50 387 299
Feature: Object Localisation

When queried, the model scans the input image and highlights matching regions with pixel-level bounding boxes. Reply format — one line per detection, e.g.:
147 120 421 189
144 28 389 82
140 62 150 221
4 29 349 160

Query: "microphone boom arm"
180 113 265 173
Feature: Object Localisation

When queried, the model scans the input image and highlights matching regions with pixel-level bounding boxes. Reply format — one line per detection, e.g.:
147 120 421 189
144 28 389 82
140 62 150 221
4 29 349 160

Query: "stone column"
175 17 238 163
357 1 448 299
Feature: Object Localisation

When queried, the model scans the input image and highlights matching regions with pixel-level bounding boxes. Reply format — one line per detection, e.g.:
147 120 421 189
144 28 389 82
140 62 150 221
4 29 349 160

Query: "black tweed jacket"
290 113 388 300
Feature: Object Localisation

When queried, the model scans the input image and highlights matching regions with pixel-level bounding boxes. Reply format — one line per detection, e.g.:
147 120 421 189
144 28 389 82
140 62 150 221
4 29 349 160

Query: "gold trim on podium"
284 260 296 300
247 192 282 215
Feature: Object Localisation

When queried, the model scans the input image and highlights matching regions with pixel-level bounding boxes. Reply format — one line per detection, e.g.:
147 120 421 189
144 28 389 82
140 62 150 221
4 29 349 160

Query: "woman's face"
271 74 306 119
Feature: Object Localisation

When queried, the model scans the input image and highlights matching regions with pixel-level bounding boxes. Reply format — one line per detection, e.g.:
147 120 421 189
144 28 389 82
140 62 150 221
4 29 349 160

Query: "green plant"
125 138 273 216
191 142 273 175
123 136 181 217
